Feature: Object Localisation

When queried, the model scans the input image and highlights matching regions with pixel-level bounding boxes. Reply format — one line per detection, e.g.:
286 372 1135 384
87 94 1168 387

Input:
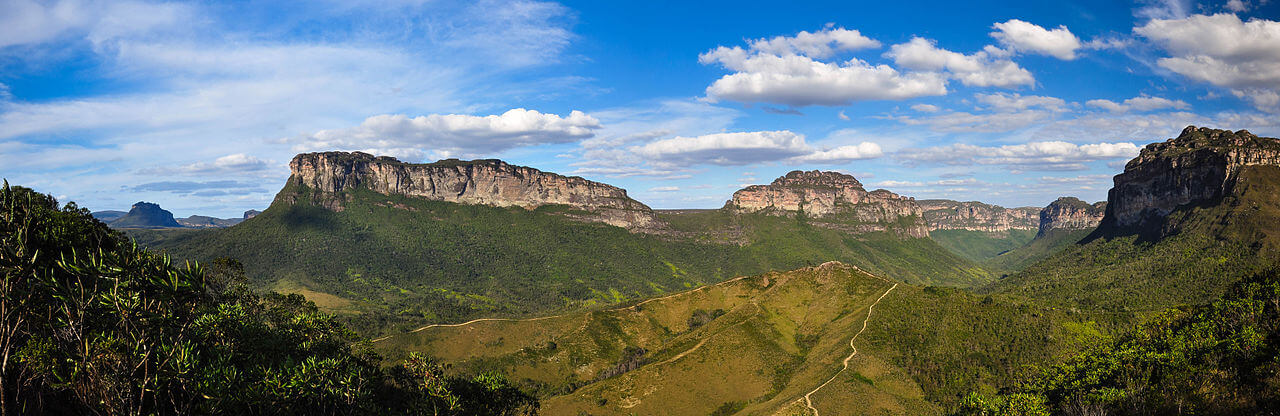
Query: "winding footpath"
801 282 898 416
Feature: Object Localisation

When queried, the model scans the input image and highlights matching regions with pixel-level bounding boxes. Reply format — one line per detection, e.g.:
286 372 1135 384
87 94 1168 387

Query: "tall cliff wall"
918 200 1040 232
1037 197 1105 237
725 170 929 238
278 152 661 230
1100 126 1280 233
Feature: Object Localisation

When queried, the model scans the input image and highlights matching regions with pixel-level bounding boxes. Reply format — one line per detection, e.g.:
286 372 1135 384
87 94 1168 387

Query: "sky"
2 0 1279 217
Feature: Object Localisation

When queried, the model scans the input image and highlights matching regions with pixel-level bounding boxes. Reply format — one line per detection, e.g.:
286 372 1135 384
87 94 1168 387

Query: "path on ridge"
801 282 898 416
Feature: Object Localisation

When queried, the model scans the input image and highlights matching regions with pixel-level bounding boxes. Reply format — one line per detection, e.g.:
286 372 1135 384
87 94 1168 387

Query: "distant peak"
771 170 863 188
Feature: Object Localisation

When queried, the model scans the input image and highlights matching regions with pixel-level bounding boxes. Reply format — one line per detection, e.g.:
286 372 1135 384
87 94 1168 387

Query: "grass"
929 229 1037 263
131 183 992 337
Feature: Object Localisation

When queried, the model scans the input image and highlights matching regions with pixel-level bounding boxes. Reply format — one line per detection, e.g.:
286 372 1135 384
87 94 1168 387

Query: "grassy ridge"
981 228 1092 274
132 184 990 336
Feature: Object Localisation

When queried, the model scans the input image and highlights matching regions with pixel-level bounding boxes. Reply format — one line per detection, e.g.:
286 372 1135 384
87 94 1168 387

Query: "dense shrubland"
0 183 537 415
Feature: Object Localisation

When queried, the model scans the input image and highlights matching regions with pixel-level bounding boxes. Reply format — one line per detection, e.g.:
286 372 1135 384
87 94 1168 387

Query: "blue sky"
2 0 1279 217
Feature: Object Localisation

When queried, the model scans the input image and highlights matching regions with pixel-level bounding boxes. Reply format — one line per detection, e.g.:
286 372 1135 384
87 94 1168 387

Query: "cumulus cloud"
976 92 1069 112
990 19 1083 60
141 153 273 176
885 37 1034 88
1086 95 1191 112
911 103 940 112
292 109 601 159
632 130 881 167
1136 13 1280 111
896 141 1141 171
698 27 949 106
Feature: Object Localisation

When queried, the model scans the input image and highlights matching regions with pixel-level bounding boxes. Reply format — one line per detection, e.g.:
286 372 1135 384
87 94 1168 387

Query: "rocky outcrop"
1101 126 1280 233
1038 197 1105 237
109 202 182 228
279 152 661 230
918 200 1039 232
243 210 261 219
725 170 929 238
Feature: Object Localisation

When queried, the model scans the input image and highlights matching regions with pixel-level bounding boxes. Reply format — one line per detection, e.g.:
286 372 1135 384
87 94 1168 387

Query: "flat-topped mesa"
918 199 1040 232
279 151 661 230
1038 197 1105 237
1101 126 1280 232
726 170 929 238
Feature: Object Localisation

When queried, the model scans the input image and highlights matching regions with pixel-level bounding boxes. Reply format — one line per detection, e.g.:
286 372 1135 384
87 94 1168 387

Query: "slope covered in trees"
0 183 537 415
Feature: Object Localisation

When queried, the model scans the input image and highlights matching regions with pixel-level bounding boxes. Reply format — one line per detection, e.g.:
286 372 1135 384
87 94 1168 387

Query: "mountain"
287 151 663 230
243 209 261 219
378 262 1077 415
177 215 244 228
108 201 182 228
918 199 1039 232
987 126 1280 310
132 154 990 336
918 200 1041 263
91 210 128 222
725 170 929 238
1036 197 1105 237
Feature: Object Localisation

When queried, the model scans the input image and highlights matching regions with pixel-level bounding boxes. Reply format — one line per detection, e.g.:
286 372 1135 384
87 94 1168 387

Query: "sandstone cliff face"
1038 197 1105 237
726 170 929 238
918 200 1039 232
1102 126 1280 232
280 152 661 230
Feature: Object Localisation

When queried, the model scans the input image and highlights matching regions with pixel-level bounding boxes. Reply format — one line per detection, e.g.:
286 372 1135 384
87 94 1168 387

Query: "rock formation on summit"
1037 197 1105 237
1100 126 1280 233
279 151 662 230
109 202 182 228
726 170 929 238
918 200 1040 232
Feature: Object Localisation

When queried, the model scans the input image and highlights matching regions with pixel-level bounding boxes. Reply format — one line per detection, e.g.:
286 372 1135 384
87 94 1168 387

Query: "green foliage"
982 229 1091 274
930 229 1038 263
962 269 1280 415
0 183 539 415
131 185 990 336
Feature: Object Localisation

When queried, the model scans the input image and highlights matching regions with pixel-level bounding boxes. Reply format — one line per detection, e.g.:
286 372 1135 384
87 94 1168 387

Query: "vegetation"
0 183 537 415
131 184 991 336
957 269 1280 415
929 229 1038 263
982 229 1092 274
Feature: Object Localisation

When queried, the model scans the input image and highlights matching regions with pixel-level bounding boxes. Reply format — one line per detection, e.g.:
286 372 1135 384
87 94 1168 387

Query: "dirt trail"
801 282 898 416
371 272 763 343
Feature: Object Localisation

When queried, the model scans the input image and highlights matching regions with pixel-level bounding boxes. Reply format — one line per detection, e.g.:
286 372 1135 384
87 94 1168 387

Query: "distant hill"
981 197 1106 272
987 126 1280 310
132 153 990 336
176 215 243 228
90 210 128 222
108 202 182 228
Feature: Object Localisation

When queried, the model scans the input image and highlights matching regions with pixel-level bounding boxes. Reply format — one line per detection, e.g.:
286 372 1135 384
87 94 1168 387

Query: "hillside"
134 154 991 336
109 201 182 228
987 127 1280 310
377 262 1083 416
981 197 1106 273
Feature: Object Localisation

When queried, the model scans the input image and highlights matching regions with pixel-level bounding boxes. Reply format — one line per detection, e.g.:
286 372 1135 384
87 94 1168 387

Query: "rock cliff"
918 200 1039 232
109 202 182 228
1037 197 1105 237
1100 126 1280 234
278 152 662 230
725 170 929 238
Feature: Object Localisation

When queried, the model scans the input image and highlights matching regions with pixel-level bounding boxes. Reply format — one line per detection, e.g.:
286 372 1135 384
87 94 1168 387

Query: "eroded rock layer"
918 200 1040 232
726 170 929 238
280 152 661 230
1037 197 1105 237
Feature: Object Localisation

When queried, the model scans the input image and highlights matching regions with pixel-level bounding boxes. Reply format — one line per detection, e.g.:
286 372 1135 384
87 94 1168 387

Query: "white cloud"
292 109 601 159
632 130 882 167
975 92 1068 112
838 110 851 120
140 153 273 176
0 0 192 48
1086 95 1190 112
885 37 1034 88
1135 0 1193 20
745 27 881 58
1136 13 1280 112
649 186 680 192
896 141 1141 171
990 19 1083 60
1226 0 1249 12
911 103 940 112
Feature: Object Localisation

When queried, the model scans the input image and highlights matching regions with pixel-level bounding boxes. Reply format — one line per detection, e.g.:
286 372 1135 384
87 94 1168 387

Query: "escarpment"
277 151 662 230
1037 197 1106 237
1099 126 1280 235
726 170 929 238
918 200 1040 232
